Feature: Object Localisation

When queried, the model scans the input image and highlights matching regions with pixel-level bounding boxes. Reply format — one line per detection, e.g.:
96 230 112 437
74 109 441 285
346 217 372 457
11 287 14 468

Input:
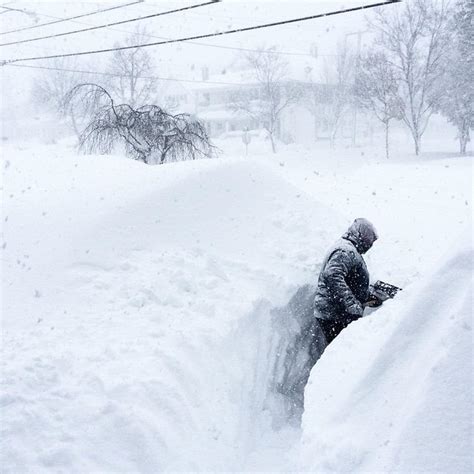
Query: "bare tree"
31 58 87 139
230 46 301 153
355 51 402 158
370 0 451 155
65 83 214 165
316 42 356 148
300 76 321 143
105 26 158 108
438 0 473 154
298 65 329 144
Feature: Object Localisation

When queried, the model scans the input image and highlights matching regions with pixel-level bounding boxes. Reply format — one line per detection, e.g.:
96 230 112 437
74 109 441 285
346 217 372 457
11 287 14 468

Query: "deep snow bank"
300 232 473 472
1 145 341 472
3 143 471 472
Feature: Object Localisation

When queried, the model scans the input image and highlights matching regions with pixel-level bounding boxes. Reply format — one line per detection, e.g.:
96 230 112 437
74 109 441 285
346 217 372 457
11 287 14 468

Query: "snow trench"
212 283 319 470
234 284 320 437
261 285 319 425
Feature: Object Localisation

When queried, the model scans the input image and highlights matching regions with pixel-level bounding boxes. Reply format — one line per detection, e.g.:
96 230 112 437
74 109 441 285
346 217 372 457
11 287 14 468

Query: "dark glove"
346 301 364 319
365 297 383 308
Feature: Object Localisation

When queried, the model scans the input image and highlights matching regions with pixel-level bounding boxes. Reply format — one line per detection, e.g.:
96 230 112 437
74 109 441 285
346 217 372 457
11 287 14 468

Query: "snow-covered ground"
1 137 472 472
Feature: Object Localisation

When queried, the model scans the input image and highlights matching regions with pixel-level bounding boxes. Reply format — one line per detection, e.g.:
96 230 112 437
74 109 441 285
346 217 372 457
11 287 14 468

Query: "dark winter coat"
314 219 377 325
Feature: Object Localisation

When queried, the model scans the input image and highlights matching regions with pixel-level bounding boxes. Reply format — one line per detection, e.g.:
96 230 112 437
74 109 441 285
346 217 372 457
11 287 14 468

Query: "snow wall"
299 232 473 473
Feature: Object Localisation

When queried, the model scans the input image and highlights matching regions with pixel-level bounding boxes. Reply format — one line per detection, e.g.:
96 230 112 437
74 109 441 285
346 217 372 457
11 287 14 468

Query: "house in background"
165 55 351 145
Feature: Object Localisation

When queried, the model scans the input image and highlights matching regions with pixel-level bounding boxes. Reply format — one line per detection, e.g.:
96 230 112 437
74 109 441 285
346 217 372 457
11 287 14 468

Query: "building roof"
178 54 325 92
196 108 249 121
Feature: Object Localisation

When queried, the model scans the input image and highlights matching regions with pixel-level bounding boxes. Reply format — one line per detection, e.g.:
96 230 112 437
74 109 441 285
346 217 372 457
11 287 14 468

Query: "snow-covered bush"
66 83 215 164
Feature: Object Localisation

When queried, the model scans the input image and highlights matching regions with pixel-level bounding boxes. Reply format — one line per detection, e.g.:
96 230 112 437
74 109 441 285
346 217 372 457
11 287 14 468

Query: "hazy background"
0 1 382 118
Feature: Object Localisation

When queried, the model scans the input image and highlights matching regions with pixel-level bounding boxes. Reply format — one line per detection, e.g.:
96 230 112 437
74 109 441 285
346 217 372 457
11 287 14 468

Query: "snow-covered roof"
196 108 248 121
189 69 258 91
180 54 325 92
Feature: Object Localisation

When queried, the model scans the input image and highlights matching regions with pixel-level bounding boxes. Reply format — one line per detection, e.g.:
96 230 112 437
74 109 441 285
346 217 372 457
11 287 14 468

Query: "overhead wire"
0 0 402 65
0 0 221 47
0 1 144 36
0 1 330 58
5 62 246 86
0 4 26 14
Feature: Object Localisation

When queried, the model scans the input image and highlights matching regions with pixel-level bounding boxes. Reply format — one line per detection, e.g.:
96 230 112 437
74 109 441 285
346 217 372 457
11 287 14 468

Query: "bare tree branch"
355 51 402 158
369 0 451 155
65 83 215 164
229 46 302 153
103 25 159 108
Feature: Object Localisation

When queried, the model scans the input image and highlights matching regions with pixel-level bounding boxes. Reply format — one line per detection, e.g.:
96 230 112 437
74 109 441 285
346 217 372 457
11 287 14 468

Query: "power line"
0 4 34 16
1 0 402 65
0 1 144 36
0 0 329 58
5 62 245 86
0 0 221 47
0 4 37 22
184 42 316 57
2 20 331 58
0 5 22 13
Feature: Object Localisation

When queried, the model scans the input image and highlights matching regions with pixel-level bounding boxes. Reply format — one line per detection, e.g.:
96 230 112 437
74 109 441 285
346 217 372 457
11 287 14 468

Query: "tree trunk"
412 130 421 156
330 128 336 149
270 133 277 153
160 137 169 163
384 120 390 160
130 58 135 108
459 123 469 155
69 109 81 145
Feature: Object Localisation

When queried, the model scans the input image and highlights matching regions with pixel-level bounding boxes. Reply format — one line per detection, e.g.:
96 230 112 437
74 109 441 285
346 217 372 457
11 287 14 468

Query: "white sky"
0 0 400 114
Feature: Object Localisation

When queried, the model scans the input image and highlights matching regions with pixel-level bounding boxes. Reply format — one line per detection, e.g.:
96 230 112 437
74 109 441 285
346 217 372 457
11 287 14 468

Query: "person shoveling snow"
273 218 400 420
311 216 402 357
312 218 379 347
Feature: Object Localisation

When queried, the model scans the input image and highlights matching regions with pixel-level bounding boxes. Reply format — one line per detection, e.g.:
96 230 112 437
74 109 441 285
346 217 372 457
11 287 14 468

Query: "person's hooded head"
343 218 378 254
